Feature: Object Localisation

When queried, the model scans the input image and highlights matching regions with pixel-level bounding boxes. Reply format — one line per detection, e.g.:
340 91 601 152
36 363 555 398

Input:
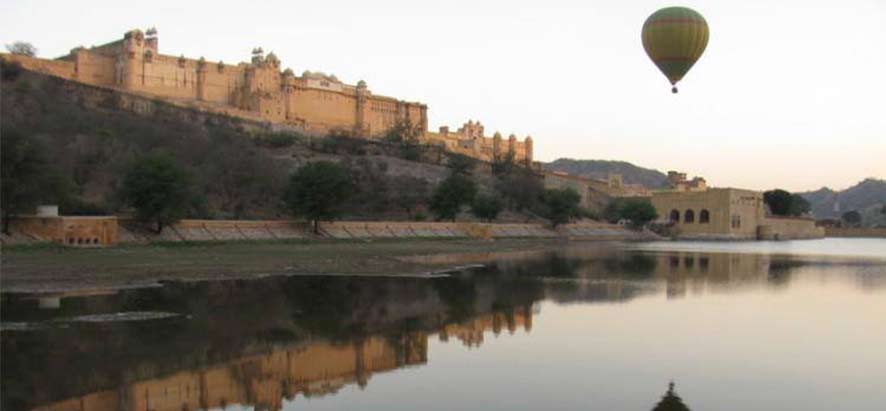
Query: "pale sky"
2 0 884 192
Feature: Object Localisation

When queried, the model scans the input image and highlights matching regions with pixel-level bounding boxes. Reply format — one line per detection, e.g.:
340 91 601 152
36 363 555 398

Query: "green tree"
619 198 658 228
543 188 581 227
119 152 192 233
765 189 810 216
841 210 862 227
764 189 794 216
1 129 54 233
430 174 477 221
471 194 503 222
603 198 658 228
283 161 353 233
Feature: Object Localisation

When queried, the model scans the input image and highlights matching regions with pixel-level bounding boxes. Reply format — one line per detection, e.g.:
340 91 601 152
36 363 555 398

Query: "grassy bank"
1 238 572 293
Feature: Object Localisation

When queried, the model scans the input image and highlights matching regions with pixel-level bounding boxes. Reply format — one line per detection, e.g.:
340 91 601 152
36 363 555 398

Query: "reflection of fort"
439 306 533 348
650 252 772 299
32 307 532 411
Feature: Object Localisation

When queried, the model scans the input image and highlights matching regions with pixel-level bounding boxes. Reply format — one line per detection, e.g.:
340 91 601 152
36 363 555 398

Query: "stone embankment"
824 227 886 238
116 219 641 244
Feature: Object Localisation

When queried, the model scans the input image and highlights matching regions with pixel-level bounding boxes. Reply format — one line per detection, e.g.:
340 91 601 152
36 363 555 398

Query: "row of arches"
67 237 100 245
670 209 710 224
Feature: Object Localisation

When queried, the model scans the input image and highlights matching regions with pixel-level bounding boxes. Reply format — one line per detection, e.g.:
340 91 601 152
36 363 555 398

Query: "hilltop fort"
3 28 534 165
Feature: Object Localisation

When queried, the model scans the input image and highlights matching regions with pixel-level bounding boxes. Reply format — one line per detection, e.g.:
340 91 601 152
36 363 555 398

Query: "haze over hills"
799 178 886 220
544 158 669 188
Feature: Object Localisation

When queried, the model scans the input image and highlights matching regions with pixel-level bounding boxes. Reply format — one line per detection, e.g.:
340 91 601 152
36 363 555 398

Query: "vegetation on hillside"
0 128 68 233
430 174 477 221
800 178 886 223
0 66 567 227
471 194 504 222
544 158 669 188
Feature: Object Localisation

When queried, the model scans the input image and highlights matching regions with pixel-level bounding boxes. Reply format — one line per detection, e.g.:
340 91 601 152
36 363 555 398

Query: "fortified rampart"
2 28 534 164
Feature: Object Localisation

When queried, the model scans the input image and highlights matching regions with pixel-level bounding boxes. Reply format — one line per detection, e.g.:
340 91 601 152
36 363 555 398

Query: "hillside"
0 64 541 223
544 158 669 188
799 178 886 221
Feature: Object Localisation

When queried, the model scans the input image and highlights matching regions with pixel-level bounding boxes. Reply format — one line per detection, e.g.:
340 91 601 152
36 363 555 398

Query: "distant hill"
544 158 669 188
799 178 886 221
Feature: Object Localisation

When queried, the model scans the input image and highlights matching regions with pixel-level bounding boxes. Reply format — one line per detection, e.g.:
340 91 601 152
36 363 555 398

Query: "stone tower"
492 132 503 161
120 29 146 89
355 80 369 136
524 136 533 165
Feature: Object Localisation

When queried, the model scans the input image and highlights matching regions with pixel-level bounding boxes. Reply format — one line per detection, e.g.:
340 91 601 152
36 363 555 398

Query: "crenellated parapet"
422 120 533 164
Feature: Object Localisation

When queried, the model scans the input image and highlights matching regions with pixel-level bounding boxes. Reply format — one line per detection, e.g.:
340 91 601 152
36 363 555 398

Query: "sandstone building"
3 28 533 164
650 185 824 240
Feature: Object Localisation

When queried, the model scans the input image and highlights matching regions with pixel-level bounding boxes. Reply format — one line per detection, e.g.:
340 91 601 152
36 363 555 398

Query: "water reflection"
2 275 540 411
2 244 884 411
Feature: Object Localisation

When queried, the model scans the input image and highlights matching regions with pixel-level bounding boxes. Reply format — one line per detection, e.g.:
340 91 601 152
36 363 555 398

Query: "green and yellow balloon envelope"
641 7 709 93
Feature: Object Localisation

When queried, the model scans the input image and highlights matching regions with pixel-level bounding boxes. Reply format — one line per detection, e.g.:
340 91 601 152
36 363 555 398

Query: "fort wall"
757 216 824 240
2 28 526 164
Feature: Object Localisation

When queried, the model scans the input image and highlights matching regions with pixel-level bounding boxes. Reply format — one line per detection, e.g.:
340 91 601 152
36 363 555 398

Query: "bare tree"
5 42 37 57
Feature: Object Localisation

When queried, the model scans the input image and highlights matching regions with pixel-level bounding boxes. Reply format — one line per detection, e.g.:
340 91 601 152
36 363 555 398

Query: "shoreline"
1 237 632 294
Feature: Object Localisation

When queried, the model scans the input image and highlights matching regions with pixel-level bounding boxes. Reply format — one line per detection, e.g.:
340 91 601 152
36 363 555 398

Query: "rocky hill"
799 178 886 221
0 63 540 223
544 158 669 188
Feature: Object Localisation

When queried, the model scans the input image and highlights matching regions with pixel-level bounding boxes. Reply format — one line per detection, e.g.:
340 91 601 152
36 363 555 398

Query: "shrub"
542 188 581 227
259 132 300 148
430 174 477 221
471 194 503 222
603 198 658 228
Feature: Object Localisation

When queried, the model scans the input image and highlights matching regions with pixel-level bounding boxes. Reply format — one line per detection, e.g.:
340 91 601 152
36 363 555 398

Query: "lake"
2 238 885 411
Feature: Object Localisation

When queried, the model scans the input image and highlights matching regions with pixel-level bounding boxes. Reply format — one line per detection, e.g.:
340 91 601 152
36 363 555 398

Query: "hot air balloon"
641 7 709 93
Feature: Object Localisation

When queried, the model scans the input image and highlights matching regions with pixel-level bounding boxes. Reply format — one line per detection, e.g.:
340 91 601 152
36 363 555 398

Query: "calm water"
2 238 885 411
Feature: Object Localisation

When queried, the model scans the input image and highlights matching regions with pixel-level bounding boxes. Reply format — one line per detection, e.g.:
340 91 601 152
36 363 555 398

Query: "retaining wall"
825 227 886 238
114 220 633 243
758 217 825 240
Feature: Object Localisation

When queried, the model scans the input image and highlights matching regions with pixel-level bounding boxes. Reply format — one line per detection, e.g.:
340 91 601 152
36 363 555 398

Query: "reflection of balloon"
642 7 709 93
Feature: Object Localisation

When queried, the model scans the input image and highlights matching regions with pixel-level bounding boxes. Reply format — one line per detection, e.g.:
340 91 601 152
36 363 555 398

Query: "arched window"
699 209 710 223
670 209 680 222
684 209 695 223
